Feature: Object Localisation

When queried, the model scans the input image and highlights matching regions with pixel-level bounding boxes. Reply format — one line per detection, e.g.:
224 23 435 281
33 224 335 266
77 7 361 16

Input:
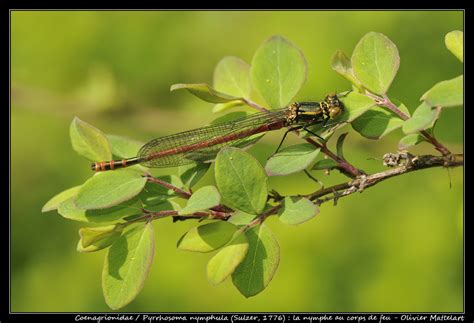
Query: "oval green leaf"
228 210 258 226
207 232 249 285
177 221 238 253
331 50 363 90
70 117 112 162
178 186 221 215
352 32 400 95
212 101 245 113
215 147 268 214
231 224 280 298
213 56 251 98
102 222 155 310
312 159 339 171
107 134 143 159
265 143 320 176
402 102 441 134
336 132 348 160
170 83 241 103
398 134 426 150
421 75 463 108
251 35 307 109
77 224 124 253
445 30 463 62
42 185 82 213
178 162 211 188
58 196 142 223
351 106 404 139
76 170 147 210
279 197 319 225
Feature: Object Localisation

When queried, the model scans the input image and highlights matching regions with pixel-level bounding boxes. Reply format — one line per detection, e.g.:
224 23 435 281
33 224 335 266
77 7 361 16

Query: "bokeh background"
11 11 463 312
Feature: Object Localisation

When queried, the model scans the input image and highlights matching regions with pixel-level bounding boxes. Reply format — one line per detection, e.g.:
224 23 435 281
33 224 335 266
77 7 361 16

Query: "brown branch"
305 137 364 178
306 153 463 205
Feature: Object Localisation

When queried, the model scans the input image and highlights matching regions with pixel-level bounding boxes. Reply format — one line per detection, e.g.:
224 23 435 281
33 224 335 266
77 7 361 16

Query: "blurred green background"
11 10 463 312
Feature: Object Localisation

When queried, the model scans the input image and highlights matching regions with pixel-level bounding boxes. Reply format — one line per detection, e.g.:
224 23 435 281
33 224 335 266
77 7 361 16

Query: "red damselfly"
91 94 344 172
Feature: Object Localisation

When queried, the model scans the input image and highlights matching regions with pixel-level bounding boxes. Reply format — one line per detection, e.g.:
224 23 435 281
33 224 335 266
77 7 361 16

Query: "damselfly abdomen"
91 94 344 172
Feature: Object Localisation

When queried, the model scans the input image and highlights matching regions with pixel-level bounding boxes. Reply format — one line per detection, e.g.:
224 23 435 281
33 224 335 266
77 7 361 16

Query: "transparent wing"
137 109 288 167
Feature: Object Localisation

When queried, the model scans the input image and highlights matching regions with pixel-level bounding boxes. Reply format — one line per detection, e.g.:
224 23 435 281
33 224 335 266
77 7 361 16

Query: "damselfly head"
325 94 343 119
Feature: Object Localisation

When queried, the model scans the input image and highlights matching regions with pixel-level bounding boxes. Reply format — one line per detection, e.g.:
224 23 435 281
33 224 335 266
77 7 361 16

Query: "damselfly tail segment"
91 157 144 171
91 94 345 172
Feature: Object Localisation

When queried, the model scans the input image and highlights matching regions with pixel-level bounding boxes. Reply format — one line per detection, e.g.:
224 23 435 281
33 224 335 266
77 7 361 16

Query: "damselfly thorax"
92 94 344 172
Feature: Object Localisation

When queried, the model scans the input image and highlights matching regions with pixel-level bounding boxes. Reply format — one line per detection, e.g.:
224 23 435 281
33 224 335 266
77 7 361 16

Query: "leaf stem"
241 98 268 113
145 174 192 199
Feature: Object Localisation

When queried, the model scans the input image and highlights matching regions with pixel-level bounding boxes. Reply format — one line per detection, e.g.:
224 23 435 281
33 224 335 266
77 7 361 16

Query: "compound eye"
329 106 342 118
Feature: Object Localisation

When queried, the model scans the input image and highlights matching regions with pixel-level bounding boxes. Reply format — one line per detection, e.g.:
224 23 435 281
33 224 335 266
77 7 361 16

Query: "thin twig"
306 153 463 204
305 138 364 178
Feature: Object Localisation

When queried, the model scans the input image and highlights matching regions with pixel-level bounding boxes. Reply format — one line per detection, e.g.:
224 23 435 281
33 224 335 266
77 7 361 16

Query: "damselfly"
92 94 344 172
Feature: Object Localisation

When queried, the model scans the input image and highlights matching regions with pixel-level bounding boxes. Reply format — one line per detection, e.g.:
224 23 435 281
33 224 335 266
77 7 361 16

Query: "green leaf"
402 102 441 134
232 224 280 297
107 135 143 159
331 50 363 90
178 162 211 188
207 232 249 285
102 222 155 310
215 147 268 214
336 133 348 159
177 221 238 253
265 143 320 176
70 117 113 162
58 196 142 223
279 197 319 225
141 200 181 214
398 134 426 150
42 185 82 212
445 30 463 62
351 32 400 94
227 210 258 226
312 159 339 171
179 186 221 215
251 35 307 109
170 83 241 103
212 101 245 113
351 106 404 139
76 170 147 210
77 224 124 253
421 75 463 108
213 56 251 98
